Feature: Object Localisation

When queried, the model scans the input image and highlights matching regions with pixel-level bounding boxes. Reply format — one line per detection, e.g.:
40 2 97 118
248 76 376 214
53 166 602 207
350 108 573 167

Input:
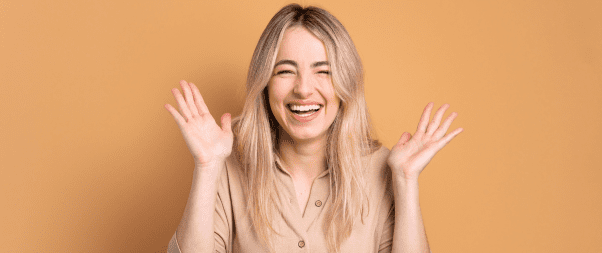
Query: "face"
268 26 340 143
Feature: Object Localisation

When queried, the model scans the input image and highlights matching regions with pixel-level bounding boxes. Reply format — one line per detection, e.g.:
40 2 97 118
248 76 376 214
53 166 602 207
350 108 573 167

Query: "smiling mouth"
287 104 323 116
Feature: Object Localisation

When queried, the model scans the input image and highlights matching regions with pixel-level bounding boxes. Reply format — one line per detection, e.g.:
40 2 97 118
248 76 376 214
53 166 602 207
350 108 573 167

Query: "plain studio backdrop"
1 0 600 252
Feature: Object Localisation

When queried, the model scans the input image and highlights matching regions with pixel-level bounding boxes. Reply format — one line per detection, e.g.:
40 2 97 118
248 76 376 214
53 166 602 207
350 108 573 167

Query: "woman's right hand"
165 80 233 171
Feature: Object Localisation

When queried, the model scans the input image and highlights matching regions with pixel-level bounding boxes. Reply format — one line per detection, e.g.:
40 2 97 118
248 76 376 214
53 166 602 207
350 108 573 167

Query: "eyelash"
275 70 331 75
276 70 294 75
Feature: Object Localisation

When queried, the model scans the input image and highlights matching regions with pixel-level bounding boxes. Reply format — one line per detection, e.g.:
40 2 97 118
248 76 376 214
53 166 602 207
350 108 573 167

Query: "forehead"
276 26 328 62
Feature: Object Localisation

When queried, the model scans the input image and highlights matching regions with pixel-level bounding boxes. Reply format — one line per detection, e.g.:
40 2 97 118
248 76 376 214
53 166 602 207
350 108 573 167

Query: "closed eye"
318 71 330 75
276 70 295 75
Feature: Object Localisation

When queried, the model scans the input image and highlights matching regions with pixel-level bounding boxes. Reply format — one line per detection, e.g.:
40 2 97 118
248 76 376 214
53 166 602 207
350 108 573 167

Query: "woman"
165 4 462 253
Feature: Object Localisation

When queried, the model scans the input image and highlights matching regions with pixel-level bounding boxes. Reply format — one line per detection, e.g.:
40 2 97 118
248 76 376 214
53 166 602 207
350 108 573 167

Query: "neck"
277 128 328 180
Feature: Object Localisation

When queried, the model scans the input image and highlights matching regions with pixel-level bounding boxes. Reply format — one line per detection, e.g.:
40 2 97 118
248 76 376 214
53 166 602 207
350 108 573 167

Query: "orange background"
1 0 600 252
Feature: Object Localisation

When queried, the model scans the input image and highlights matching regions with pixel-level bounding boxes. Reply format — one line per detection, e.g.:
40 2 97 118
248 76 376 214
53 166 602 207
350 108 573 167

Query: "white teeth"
289 104 321 112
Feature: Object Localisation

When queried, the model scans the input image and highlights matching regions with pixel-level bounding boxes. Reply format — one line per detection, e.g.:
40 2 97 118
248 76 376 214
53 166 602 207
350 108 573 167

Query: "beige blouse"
168 146 394 253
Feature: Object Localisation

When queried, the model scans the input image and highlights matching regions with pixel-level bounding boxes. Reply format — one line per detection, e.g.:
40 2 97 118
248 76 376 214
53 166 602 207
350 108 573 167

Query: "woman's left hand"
387 102 464 181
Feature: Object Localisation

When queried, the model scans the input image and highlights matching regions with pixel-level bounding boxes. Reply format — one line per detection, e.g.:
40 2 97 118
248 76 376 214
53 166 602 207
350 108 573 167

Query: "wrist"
193 160 225 178
194 156 227 168
391 172 420 189
391 169 419 184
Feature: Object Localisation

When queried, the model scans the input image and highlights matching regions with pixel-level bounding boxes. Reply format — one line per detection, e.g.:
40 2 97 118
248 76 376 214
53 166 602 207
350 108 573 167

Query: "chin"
286 128 328 142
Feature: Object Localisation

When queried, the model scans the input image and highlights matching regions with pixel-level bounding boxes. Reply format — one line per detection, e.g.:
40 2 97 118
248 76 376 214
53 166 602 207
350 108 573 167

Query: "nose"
293 73 314 98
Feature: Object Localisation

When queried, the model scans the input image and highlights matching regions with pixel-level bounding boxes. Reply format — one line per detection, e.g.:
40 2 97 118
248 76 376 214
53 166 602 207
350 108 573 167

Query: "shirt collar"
274 154 330 179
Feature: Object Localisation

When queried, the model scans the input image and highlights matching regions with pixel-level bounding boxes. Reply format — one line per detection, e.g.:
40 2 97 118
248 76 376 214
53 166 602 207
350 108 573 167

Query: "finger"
172 88 192 121
165 103 186 126
190 82 210 115
426 103 449 137
399 132 412 145
181 80 199 116
221 113 232 134
414 102 434 139
435 127 463 148
433 112 458 139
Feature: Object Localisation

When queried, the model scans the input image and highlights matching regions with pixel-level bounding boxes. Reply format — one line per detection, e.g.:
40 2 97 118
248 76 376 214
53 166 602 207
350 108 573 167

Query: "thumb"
221 113 232 134
397 132 412 146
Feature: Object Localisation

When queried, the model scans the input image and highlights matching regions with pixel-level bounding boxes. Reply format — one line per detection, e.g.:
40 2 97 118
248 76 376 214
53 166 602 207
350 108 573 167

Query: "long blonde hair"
232 4 381 252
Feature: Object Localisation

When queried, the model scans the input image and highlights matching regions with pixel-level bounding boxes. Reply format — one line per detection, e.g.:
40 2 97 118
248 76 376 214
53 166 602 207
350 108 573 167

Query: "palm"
388 103 463 181
165 80 233 168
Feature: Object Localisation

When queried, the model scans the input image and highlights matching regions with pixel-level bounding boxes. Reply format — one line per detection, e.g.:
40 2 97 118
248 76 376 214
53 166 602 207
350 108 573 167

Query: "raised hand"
164 80 233 171
387 102 463 181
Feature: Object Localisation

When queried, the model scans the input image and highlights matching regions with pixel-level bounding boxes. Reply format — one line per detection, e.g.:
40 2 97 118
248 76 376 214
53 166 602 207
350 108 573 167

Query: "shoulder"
214 153 247 206
365 145 390 171
211 153 244 193
224 152 244 180
362 145 391 187
362 146 394 218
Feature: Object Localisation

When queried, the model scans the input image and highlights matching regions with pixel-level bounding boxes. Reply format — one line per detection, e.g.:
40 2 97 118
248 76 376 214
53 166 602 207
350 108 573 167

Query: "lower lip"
289 107 321 123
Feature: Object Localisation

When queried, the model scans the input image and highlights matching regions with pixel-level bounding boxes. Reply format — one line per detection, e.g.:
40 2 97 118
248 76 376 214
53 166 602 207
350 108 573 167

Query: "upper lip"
286 100 323 106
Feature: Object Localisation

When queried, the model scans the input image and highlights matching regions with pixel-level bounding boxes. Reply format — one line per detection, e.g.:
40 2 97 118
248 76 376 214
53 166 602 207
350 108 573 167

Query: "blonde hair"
232 4 381 252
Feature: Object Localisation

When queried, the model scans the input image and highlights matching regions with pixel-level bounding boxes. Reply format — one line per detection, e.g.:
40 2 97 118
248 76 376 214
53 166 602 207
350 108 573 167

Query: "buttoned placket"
274 158 330 251
302 172 329 230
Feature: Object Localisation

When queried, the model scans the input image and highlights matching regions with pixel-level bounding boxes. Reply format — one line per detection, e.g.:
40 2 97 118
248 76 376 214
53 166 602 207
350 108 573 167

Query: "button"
315 200 322 207
298 240 305 248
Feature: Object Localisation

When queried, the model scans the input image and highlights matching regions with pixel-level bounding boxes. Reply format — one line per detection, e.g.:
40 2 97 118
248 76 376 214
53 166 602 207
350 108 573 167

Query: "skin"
388 102 463 253
165 80 232 253
267 26 339 212
164 26 463 253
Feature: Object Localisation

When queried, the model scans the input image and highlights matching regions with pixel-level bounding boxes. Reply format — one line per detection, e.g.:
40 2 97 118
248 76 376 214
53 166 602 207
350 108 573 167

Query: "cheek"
323 94 340 121
329 98 341 117
325 87 340 111
267 83 285 113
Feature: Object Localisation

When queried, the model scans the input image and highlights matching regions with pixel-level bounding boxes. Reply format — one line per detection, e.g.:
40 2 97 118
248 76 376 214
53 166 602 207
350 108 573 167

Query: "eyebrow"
311 61 329 68
274 60 330 68
274 59 297 68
